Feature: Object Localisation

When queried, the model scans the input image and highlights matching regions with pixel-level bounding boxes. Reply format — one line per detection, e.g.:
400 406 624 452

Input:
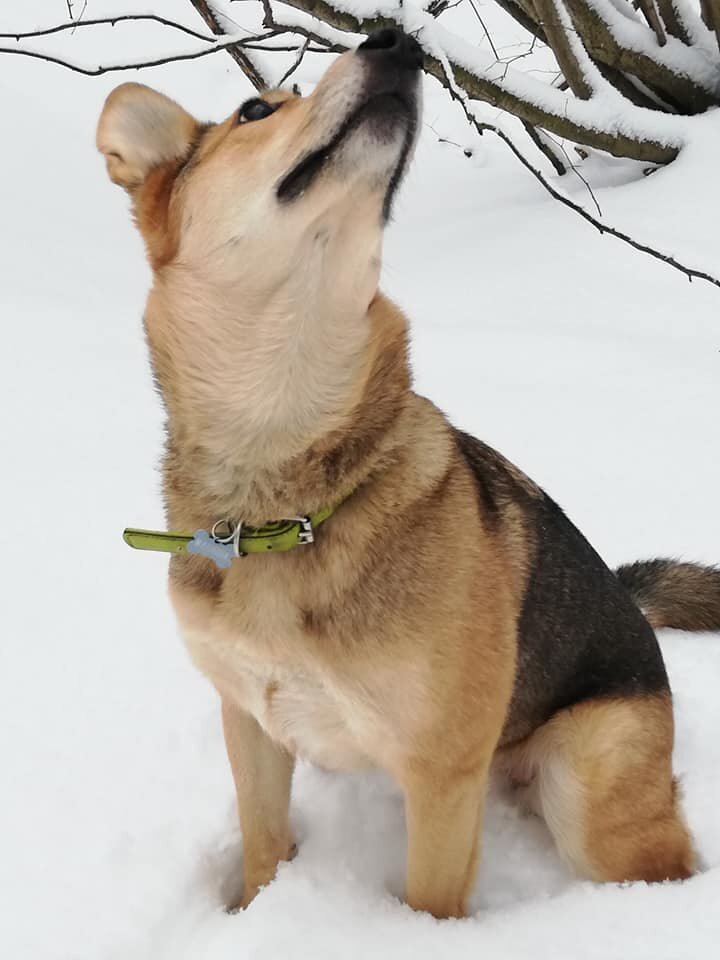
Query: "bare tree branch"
467 0 501 60
426 121 475 155
0 15 216 44
542 130 603 214
492 122 720 287
655 0 692 42
594 61 671 109
635 0 668 45
0 33 279 78
189 0 267 88
491 0 690 107
521 120 568 174
699 0 720 52
277 36 311 84
492 0 550 40
564 0 717 111
531 0 594 98
262 0 348 51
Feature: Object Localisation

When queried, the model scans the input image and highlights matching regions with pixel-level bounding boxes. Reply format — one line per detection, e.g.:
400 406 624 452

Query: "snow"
2 2 720 958
670 0 719 51
582 0 720 93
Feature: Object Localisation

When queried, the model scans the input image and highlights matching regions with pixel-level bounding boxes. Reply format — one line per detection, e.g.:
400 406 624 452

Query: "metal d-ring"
211 518 245 558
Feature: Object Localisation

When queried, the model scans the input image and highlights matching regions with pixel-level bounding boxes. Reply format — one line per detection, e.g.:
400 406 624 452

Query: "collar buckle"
283 515 315 545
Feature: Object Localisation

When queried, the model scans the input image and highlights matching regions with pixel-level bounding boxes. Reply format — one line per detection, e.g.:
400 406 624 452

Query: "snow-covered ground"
2 3 719 958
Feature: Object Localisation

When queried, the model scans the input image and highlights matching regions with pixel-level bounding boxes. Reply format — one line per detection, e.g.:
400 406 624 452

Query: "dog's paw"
225 885 259 914
224 839 299 913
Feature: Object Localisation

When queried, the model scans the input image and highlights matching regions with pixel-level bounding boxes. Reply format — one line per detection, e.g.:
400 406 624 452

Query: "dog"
97 28 720 919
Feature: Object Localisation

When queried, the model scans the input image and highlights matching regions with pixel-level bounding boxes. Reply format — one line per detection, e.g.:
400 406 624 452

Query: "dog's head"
97 29 422 308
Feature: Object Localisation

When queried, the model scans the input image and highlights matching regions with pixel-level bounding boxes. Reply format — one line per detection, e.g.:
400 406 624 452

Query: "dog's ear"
96 83 198 189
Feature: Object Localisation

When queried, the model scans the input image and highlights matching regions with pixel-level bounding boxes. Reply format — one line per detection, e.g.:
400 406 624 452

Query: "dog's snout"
358 29 424 71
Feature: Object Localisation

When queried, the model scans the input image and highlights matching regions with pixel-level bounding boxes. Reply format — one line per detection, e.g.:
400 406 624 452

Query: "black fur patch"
455 433 669 743
505 493 669 741
454 429 543 530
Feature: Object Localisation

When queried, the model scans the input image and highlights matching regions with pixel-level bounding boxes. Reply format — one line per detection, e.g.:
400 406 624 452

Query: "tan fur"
96 83 197 188
98 49 695 919
497 693 695 882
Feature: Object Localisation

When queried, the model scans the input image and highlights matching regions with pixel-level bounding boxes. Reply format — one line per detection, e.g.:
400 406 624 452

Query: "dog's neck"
146 273 411 525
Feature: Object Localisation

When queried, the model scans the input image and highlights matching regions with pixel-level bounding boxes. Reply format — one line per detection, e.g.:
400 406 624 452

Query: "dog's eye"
238 98 277 123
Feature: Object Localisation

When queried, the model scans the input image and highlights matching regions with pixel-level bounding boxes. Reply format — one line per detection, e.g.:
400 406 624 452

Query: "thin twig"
467 0 501 60
188 0 267 89
72 0 88 33
426 121 474 156
262 1 347 52
0 15 216 44
544 132 603 214
521 121 567 175
0 35 276 78
490 126 718 286
495 125 720 285
277 37 311 85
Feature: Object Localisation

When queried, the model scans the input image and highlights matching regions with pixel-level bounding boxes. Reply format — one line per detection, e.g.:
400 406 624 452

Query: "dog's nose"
358 29 424 71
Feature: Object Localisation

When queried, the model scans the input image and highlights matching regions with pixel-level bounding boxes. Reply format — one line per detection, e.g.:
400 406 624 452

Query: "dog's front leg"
400 761 490 919
221 698 295 908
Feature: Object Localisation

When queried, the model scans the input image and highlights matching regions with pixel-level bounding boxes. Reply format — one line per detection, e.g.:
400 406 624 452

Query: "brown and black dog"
97 29 720 919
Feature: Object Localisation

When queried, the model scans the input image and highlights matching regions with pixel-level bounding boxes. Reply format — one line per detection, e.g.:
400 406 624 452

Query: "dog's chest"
176 596 373 770
238 662 371 770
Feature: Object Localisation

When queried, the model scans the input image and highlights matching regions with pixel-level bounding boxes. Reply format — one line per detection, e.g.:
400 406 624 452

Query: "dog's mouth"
276 92 417 219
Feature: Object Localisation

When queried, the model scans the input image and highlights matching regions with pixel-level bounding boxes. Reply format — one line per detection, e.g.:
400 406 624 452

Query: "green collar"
123 504 337 569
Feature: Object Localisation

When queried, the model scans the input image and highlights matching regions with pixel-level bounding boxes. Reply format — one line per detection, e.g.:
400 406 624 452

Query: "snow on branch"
272 0 683 162
531 0 594 99
566 0 720 109
0 1 702 163
636 0 668 46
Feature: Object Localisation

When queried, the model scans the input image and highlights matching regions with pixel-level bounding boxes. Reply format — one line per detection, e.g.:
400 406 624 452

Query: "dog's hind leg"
511 693 695 883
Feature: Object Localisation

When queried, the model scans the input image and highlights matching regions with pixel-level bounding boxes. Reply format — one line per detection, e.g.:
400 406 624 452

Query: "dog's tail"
616 558 720 632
